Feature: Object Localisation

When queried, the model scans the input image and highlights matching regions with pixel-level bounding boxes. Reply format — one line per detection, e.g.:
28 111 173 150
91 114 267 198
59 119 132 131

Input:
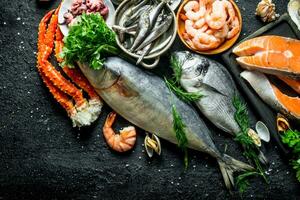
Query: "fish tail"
217 154 254 190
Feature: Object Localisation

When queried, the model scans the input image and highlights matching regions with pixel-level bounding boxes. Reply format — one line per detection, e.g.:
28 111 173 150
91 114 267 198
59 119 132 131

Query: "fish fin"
201 83 228 97
217 154 254 190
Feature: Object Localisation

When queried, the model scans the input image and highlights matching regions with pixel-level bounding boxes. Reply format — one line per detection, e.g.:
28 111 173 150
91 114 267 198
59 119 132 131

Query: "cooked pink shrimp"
183 1 200 12
213 23 229 39
194 18 206 28
192 32 221 51
227 16 240 39
205 0 227 29
103 112 137 152
185 0 206 21
185 20 199 37
222 0 236 23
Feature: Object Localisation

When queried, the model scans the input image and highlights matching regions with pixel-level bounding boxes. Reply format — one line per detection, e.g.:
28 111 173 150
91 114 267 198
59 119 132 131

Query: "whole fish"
172 51 241 135
123 5 152 27
171 51 268 164
135 15 173 51
77 57 253 190
129 11 151 52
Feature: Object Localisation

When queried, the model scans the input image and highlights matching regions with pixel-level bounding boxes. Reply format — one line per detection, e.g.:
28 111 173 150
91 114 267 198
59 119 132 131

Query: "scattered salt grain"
17 17 21 21
194 184 198 187
125 164 129 167
193 165 196 168
3 22 6 25
22 22 25 25
171 181 174 184
138 156 142 160
178 177 181 180
176 183 180 186
17 32 20 35
158 169 161 172
170 164 174 167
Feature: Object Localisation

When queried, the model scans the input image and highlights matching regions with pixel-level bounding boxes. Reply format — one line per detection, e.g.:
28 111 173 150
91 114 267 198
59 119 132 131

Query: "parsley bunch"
62 13 119 70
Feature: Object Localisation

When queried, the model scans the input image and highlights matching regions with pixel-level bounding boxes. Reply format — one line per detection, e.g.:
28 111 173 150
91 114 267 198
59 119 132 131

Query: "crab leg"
40 8 88 110
37 10 77 118
54 27 101 101
37 8 97 127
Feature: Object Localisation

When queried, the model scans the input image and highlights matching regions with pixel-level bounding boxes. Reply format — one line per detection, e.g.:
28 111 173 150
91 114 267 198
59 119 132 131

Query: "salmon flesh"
241 70 300 120
233 36 300 79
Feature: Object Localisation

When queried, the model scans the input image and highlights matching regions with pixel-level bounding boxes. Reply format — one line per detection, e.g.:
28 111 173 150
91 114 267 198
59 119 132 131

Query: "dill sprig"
165 55 202 103
165 78 203 102
172 104 189 169
233 94 268 193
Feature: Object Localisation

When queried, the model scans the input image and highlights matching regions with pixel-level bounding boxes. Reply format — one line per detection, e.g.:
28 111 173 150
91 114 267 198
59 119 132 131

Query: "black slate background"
0 0 299 199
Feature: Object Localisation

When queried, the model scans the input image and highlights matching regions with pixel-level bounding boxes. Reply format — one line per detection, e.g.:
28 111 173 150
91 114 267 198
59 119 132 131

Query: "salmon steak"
233 36 300 79
241 70 300 120
277 76 300 95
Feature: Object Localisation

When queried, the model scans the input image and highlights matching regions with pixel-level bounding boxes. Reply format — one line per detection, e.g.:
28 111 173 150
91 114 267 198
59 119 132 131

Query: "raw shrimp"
103 112 137 152
227 16 240 39
192 32 221 51
222 0 236 23
185 0 207 21
205 0 227 29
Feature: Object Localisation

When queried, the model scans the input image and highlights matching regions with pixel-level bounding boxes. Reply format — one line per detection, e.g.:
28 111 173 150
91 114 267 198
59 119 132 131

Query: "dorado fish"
241 70 300 120
172 51 241 135
77 57 253 189
233 36 300 79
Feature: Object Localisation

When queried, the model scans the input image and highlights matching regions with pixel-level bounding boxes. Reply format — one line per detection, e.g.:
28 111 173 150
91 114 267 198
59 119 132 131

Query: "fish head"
172 51 209 80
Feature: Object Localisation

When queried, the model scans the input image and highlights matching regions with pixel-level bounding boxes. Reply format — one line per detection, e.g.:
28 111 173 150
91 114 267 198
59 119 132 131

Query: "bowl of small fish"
177 0 242 55
113 0 177 69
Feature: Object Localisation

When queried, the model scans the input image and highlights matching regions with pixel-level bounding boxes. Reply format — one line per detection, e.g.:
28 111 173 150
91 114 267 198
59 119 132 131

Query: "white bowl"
58 0 116 36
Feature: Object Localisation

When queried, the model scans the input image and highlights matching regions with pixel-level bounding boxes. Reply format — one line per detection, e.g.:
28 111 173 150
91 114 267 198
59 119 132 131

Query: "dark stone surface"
0 0 299 199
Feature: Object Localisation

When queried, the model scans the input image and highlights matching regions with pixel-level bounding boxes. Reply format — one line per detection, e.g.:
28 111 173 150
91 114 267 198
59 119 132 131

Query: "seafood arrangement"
34 0 300 194
77 57 254 189
179 0 241 52
113 0 176 67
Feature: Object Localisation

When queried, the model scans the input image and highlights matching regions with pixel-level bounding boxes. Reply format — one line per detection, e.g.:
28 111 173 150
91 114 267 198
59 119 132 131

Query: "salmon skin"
233 36 300 79
241 70 300 120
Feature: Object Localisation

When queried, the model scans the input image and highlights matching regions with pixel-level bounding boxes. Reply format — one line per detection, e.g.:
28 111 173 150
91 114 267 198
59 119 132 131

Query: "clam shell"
288 0 300 30
255 121 270 143
144 133 161 158
247 128 262 147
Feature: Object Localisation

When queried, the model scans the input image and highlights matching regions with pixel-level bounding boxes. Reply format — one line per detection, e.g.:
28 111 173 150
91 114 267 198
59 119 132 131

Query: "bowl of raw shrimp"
177 0 242 55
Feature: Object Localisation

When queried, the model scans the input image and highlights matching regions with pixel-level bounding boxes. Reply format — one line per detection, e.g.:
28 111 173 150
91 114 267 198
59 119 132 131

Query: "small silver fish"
113 24 137 43
129 11 151 52
135 15 173 51
123 5 152 27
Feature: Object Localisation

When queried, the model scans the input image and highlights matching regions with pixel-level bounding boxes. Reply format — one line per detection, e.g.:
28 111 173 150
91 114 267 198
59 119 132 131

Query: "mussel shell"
255 121 270 143
277 113 290 133
144 133 161 158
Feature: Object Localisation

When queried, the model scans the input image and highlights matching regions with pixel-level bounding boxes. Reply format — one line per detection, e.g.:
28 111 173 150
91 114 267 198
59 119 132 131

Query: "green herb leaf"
166 56 202 103
233 94 268 193
170 55 183 83
62 13 119 70
281 129 300 182
172 104 189 169
165 78 203 102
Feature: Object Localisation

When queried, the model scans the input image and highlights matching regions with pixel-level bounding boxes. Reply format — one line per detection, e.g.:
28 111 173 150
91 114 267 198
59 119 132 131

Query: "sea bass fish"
171 51 241 135
77 57 253 189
